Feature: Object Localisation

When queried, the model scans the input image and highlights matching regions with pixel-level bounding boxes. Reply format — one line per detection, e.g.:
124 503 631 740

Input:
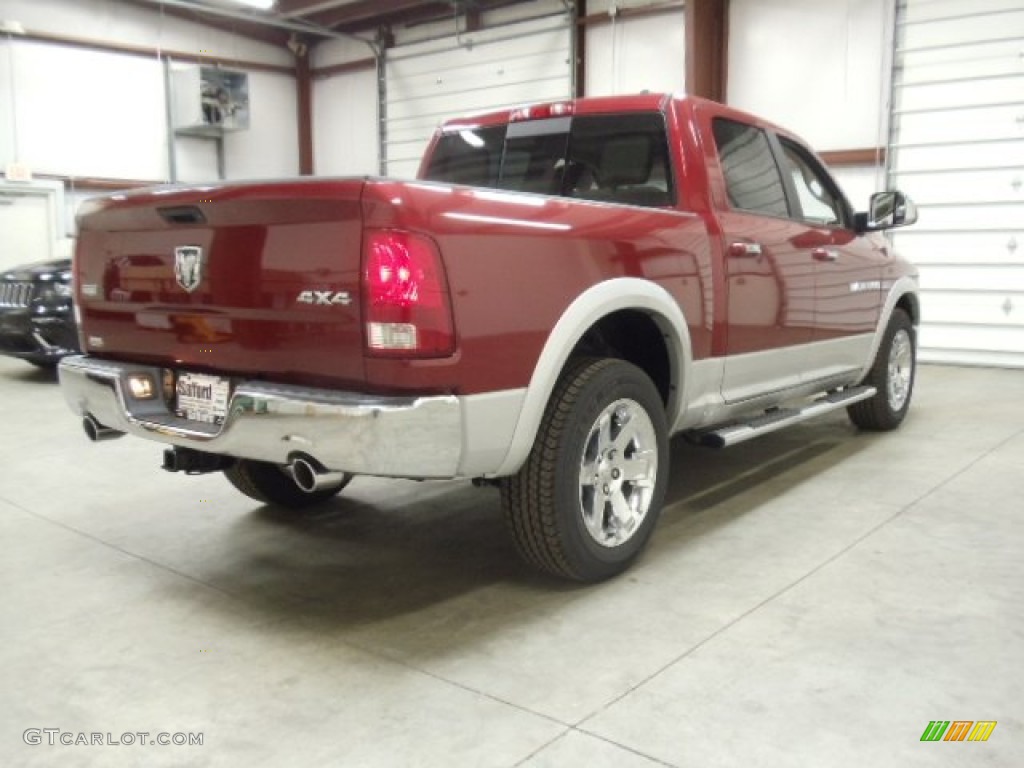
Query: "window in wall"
712 118 789 218
778 139 845 228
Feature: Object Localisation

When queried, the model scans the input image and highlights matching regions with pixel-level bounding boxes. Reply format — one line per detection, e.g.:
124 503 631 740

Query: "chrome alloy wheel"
578 398 659 548
887 329 913 412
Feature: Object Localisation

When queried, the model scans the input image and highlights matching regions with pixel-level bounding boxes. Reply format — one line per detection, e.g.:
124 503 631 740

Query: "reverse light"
363 230 455 357
127 373 156 400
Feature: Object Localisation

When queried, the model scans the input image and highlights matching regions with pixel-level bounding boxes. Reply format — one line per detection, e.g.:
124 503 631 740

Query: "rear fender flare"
490 278 693 477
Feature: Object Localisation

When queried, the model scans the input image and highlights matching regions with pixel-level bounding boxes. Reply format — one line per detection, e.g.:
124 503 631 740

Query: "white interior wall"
222 71 300 180
0 0 298 187
0 40 14 172
5 40 168 180
728 0 891 152
0 0 291 65
312 68 379 177
311 37 379 176
584 1 685 98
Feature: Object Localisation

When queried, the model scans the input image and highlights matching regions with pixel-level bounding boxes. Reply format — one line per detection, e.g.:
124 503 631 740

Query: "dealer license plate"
175 372 230 425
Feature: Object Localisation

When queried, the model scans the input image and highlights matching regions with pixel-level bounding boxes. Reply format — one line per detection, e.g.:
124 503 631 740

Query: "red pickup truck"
59 93 919 581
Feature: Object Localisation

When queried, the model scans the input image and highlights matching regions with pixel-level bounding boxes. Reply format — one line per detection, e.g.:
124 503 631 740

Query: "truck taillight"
362 229 455 357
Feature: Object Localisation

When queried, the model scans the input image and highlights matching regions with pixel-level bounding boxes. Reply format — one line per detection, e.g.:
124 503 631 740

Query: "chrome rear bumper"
58 355 462 479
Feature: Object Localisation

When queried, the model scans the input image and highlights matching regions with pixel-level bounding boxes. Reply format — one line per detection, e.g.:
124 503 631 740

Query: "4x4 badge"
174 246 203 293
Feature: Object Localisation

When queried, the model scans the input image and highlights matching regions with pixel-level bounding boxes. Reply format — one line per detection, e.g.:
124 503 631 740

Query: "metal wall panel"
382 14 572 179
889 0 1024 367
584 2 685 98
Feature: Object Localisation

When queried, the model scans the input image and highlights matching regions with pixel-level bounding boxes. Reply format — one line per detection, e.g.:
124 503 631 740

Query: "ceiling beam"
131 0 373 43
294 0 452 30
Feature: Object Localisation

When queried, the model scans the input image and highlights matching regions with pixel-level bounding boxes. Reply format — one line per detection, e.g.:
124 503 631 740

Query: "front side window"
778 139 845 228
712 118 789 218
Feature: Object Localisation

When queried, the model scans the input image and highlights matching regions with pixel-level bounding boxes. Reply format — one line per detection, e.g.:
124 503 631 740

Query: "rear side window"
424 112 674 208
712 118 789 218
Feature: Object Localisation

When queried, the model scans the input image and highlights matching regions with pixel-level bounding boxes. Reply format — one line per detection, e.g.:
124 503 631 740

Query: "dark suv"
0 258 80 368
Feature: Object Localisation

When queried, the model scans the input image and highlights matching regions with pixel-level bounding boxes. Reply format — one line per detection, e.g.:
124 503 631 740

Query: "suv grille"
0 282 34 308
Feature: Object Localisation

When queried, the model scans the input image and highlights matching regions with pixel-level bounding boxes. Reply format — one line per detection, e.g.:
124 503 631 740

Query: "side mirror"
857 190 918 232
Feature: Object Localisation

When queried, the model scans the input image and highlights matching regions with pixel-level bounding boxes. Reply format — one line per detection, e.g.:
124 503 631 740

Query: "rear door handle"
728 242 763 258
812 248 840 262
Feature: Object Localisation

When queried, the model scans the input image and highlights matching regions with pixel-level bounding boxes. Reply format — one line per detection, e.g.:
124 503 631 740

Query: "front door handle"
812 248 840 262
728 242 763 258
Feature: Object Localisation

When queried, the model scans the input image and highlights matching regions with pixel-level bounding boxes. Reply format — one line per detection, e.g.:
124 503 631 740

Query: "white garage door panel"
921 266 1024 292
894 140 1024 173
901 36 1020 68
900 9 1024 49
919 325 1024 357
899 50 1022 84
904 0 1024 21
896 75 1024 113
383 16 571 179
912 203 1024 232
387 65 568 124
895 105 1022 145
890 0 1024 367
894 169 1023 206
891 232 1022 266
921 292 1024 326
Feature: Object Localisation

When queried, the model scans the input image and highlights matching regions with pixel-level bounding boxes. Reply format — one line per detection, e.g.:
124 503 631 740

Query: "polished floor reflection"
1 357 1021 767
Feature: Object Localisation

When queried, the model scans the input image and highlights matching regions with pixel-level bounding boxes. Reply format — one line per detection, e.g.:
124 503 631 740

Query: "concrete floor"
1 356 1021 767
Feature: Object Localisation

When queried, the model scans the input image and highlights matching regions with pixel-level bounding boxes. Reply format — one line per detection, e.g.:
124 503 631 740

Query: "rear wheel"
224 459 350 508
848 308 915 431
500 358 668 582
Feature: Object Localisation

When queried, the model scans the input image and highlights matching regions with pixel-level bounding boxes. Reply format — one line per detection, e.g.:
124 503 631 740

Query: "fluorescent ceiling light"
217 0 276 10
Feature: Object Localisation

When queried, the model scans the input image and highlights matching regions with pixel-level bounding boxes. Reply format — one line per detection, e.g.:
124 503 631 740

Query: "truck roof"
437 92 679 131
435 92 793 142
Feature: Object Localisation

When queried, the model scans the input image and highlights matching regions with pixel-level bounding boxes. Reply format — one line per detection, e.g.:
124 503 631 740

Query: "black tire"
224 459 350 508
848 308 916 431
500 358 669 582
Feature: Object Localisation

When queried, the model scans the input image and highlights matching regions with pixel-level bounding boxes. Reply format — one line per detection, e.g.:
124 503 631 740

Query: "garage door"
383 13 572 179
888 0 1024 367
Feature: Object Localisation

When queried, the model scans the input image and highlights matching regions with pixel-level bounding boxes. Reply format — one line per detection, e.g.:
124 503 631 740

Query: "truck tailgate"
75 179 366 387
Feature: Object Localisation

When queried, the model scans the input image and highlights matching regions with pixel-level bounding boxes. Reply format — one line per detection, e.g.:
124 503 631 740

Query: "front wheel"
500 358 669 582
848 308 916 431
224 459 350 508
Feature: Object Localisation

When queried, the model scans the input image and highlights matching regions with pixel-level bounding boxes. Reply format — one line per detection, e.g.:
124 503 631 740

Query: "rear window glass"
424 112 675 208
423 126 506 187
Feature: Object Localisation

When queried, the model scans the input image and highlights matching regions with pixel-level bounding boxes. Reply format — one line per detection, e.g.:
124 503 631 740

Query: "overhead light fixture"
216 0 276 10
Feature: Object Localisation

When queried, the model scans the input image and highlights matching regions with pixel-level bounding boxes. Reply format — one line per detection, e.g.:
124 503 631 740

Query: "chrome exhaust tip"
290 456 346 494
82 414 124 442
